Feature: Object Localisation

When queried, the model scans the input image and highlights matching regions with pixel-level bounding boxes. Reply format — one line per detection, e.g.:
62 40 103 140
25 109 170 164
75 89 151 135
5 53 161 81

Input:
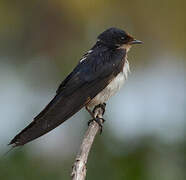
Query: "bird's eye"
121 37 125 40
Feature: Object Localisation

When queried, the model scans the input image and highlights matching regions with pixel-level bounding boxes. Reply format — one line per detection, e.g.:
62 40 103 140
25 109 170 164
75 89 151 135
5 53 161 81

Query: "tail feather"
9 92 89 147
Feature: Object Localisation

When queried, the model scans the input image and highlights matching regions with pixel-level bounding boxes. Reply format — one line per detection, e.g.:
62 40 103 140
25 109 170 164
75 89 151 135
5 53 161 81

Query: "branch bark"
71 106 105 180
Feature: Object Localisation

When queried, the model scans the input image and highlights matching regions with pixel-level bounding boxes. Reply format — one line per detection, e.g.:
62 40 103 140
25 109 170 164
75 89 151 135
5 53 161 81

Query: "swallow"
9 27 142 147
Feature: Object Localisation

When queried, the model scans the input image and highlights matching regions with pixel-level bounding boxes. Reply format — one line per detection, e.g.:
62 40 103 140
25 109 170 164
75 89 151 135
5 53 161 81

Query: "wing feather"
9 47 125 146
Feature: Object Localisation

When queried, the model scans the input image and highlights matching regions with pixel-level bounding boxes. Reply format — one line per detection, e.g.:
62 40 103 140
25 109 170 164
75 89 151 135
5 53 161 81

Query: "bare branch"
71 106 104 180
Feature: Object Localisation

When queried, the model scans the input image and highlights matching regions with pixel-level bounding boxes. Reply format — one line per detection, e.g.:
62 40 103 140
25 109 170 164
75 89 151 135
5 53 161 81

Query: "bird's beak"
128 39 143 45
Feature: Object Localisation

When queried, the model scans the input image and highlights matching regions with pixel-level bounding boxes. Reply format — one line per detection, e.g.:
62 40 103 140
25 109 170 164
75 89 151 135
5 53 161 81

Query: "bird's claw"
88 117 105 134
93 103 106 115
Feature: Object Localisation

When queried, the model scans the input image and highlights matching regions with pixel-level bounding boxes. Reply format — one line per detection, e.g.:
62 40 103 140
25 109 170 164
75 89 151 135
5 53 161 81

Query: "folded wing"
9 47 125 146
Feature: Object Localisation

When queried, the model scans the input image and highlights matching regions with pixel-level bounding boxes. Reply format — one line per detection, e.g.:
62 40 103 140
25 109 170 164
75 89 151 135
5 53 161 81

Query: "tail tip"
8 137 22 148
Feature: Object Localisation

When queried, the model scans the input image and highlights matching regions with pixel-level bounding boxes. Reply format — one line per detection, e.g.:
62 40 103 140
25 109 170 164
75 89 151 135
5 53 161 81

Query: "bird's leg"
85 106 95 119
87 103 106 134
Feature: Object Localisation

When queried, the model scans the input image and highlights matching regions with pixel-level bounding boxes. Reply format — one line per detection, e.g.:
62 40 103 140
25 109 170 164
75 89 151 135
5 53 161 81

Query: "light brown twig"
71 106 104 180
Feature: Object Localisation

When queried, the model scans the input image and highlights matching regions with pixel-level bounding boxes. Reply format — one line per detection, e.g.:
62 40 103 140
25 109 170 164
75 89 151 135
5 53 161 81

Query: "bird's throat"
118 44 132 52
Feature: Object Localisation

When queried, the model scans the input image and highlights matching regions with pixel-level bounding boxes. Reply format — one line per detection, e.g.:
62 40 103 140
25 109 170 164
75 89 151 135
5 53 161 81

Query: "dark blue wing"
9 47 126 146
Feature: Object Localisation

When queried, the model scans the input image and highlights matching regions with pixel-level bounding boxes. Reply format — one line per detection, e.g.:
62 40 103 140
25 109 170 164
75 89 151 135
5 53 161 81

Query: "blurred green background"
0 0 185 179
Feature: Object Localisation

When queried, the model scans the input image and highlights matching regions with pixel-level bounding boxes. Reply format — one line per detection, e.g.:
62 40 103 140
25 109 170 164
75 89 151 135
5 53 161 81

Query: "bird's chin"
118 44 132 52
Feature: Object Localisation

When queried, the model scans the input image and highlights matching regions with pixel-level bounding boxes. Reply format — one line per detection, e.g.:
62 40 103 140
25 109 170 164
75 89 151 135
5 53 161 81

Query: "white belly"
88 60 130 108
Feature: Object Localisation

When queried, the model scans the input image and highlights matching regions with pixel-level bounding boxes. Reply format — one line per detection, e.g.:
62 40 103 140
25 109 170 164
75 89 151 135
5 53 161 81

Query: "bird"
9 27 142 147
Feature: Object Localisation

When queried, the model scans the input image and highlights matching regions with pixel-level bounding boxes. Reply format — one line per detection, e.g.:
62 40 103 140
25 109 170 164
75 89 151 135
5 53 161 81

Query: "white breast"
88 60 130 108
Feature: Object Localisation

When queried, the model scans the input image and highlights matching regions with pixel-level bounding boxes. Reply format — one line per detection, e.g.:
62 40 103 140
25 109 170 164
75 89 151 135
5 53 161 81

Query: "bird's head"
97 27 142 51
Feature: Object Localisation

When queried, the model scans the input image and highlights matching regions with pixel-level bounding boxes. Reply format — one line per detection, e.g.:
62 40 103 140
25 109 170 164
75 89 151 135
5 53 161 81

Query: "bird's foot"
87 103 106 134
93 103 106 115
88 117 105 134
